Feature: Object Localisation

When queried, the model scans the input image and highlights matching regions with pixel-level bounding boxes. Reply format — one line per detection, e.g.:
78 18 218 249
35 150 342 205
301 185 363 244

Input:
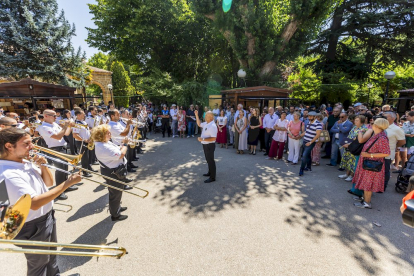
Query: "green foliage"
110 61 134 107
87 52 109 70
0 0 85 86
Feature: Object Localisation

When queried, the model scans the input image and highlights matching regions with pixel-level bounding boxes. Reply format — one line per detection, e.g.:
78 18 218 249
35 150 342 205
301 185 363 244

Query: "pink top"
272 119 289 142
288 120 303 138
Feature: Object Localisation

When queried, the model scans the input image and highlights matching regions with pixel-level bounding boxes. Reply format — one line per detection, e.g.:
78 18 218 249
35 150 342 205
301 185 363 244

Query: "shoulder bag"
362 137 383 172
319 126 330 142
98 160 128 180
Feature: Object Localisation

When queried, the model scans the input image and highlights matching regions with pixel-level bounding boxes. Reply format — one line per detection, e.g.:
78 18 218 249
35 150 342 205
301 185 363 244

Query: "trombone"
32 145 149 198
0 194 127 258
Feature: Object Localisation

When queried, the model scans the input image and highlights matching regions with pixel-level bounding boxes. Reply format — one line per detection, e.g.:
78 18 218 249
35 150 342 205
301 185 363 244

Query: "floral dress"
353 131 390 193
178 113 186 131
340 125 367 173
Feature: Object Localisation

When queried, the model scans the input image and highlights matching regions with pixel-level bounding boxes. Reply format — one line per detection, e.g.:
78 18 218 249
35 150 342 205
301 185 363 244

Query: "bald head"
6 112 19 120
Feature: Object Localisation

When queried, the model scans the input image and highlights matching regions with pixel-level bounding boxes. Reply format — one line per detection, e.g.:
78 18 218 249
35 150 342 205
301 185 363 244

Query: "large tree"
111 61 134 107
0 0 85 86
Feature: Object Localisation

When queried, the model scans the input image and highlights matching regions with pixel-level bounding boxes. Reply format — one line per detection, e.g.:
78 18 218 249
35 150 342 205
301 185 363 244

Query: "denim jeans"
187 121 195 136
330 137 343 166
300 142 316 170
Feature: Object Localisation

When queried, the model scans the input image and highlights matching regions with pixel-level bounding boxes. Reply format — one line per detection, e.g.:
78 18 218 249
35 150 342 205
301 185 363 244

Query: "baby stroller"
395 154 414 193
153 117 163 134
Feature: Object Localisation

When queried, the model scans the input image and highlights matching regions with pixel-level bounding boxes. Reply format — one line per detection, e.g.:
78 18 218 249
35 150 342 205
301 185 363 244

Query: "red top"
402 190 414 210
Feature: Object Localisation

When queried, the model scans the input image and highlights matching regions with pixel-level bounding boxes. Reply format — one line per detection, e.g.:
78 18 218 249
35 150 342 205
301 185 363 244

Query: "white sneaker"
390 164 398 171
345 176 353 182
187 136 190 138
338 174 348 179
192 135 194 137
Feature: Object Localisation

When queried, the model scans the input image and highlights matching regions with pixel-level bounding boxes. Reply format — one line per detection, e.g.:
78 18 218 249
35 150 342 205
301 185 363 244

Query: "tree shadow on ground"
58 217 118 273
144 135 414 274
66 193 108 222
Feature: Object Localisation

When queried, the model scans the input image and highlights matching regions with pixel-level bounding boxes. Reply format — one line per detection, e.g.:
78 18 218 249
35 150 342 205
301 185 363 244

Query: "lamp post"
383 71 396 105
107 83 113 105
237 69 247 87
367 83 373 108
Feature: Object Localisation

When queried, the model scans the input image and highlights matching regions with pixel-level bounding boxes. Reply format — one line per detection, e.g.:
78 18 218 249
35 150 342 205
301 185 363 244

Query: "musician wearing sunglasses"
0 127 81 276
0 117 18 130
91 124 130 221
37 109 76 200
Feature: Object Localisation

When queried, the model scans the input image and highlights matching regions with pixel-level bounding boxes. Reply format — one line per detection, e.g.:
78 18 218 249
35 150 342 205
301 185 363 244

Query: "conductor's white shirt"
0 160 53 222
38 122 66 148
95 141 127 169
108 121 125 146
200 121 218 144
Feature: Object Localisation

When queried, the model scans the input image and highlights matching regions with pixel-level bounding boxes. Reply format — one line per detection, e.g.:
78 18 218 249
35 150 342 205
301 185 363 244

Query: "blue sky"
56 0 100 58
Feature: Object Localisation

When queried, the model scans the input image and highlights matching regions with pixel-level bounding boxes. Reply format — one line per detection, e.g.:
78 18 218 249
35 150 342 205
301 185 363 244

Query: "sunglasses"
9 124 18 127
340 116 346 118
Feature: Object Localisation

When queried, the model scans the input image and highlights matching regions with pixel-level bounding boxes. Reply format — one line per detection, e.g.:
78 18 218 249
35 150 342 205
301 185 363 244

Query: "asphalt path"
1 133 413 275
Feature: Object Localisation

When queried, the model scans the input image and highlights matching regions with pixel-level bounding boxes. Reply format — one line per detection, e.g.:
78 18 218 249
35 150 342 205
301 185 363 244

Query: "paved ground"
1 133 414 275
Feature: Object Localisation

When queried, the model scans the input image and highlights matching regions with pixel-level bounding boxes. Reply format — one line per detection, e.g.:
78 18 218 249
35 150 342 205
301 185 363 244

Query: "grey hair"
384 111 396 119
238 104 243 108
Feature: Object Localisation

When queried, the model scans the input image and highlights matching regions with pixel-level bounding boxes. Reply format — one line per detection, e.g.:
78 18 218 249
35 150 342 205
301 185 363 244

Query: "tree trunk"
326 2 346 62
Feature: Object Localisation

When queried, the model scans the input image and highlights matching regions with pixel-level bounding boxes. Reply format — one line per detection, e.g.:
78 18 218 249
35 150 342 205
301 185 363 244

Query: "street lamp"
383 71 396 105
237 69 247 87
367 83 373 108
107 83 113 105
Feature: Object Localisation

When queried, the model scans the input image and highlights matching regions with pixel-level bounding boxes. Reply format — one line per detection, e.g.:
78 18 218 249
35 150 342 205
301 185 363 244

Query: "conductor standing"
195 110 217 183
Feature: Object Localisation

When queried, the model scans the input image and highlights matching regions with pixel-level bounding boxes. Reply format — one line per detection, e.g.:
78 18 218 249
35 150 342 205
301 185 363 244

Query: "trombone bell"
33 145 82 165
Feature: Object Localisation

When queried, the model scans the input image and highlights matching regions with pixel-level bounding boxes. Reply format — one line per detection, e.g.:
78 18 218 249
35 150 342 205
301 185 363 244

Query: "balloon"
222 0 232 13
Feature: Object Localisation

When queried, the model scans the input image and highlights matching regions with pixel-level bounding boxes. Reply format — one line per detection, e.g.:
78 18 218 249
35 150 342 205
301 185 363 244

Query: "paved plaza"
1 134 413 275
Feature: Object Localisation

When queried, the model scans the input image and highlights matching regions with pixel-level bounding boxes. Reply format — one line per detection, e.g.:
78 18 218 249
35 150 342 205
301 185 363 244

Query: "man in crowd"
186 104 196 138
227 107 235 146
286 106 295 122
262 107 278 156
0 117 18 130
299 111 322 176
322 107 340 159
170 104 178 138
72 109 93 177
327 112 353 168
383 111 406 190
301 109 310 129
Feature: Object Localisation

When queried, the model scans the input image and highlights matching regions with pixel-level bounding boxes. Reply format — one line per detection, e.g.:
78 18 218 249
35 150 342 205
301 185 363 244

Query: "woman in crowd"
248 108 262 155
235 111 248 154
339 115 367 182
203 106 209 121
177 108 186 138
311 113 325 166
259 109 267 152
287 112 304 165
352 118 390 209
216 109 228 148
268 111 289 160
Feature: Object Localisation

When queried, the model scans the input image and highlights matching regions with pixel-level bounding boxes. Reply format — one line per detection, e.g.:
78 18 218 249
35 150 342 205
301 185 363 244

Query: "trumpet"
120 118 145 128
73 123 89 130
0 194 127 258
112 136 147 145
32 145 149 198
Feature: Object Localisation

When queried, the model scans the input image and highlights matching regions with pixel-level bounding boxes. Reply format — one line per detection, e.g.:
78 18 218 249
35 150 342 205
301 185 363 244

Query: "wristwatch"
370 153 373 158
123 143 128 147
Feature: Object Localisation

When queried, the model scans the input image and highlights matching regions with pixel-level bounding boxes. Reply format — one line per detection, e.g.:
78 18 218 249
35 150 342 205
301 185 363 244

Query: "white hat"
172 104 177 107
354 103 362 107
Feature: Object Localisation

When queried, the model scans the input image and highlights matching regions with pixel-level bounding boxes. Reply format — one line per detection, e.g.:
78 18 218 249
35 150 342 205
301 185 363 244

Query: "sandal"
237 150 240 154
240 150 244 154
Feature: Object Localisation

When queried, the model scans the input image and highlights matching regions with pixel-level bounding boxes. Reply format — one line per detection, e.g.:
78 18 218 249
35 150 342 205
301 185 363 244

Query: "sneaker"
390 164 398 171
299 169 304 176
192 135 194 137
354 201 372 209
338 174 348 179
304 167 312 172
345 176 353 182
312 163 320 166
326 164 335 167
187 136 190 138
353 196 364 201
265 157 272 160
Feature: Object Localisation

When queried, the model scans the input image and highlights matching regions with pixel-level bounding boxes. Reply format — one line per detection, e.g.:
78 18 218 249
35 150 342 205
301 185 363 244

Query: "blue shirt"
161 109 169 116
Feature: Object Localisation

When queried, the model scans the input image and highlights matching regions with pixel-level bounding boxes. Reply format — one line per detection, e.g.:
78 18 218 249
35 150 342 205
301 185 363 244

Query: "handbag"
98 160 128 180
362 137 383 172
319 130 330 142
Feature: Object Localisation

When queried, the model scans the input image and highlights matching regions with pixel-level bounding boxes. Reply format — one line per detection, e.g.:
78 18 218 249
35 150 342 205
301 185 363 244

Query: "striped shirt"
304 120 323 143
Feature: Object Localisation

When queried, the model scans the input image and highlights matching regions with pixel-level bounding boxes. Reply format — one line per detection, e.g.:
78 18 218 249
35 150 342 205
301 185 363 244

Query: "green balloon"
222 0 232 13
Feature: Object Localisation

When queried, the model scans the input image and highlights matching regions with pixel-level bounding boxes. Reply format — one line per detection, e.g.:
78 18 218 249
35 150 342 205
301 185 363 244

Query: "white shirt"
38 122 67 148
108 121 126 146
217 116 227 126
85 115 100 129
148 113 153 123
212 108 220 117
0 160 53 222
385 124 405 160
170 109 178 120
263 113 279 129
73 121 91 140
286 113 295 122
95 141 126 169
200 121 218 144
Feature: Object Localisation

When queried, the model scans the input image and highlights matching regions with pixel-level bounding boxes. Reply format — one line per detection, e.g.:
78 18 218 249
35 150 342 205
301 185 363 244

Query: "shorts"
397 146 407 152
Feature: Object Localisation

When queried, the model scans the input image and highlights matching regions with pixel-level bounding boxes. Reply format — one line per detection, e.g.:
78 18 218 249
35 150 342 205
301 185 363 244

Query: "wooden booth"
218 86 292 111
395 89 414 114
0 78 76 117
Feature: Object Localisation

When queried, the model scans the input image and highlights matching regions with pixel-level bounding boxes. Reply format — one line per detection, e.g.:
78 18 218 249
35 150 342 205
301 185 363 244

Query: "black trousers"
203 143 216 179
89 148 96 165
63 133 77 155
15 210 60 276
259 128 266 150
75 141 92 173
161 118 170 137
264 130 275 155
127 146 135 168
48 146 68 186
100 166 125 217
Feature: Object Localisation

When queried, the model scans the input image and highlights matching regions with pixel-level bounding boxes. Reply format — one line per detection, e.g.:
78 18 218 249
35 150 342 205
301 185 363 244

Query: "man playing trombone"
0 127 81 275
37 109 77 200
72 109 93 178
